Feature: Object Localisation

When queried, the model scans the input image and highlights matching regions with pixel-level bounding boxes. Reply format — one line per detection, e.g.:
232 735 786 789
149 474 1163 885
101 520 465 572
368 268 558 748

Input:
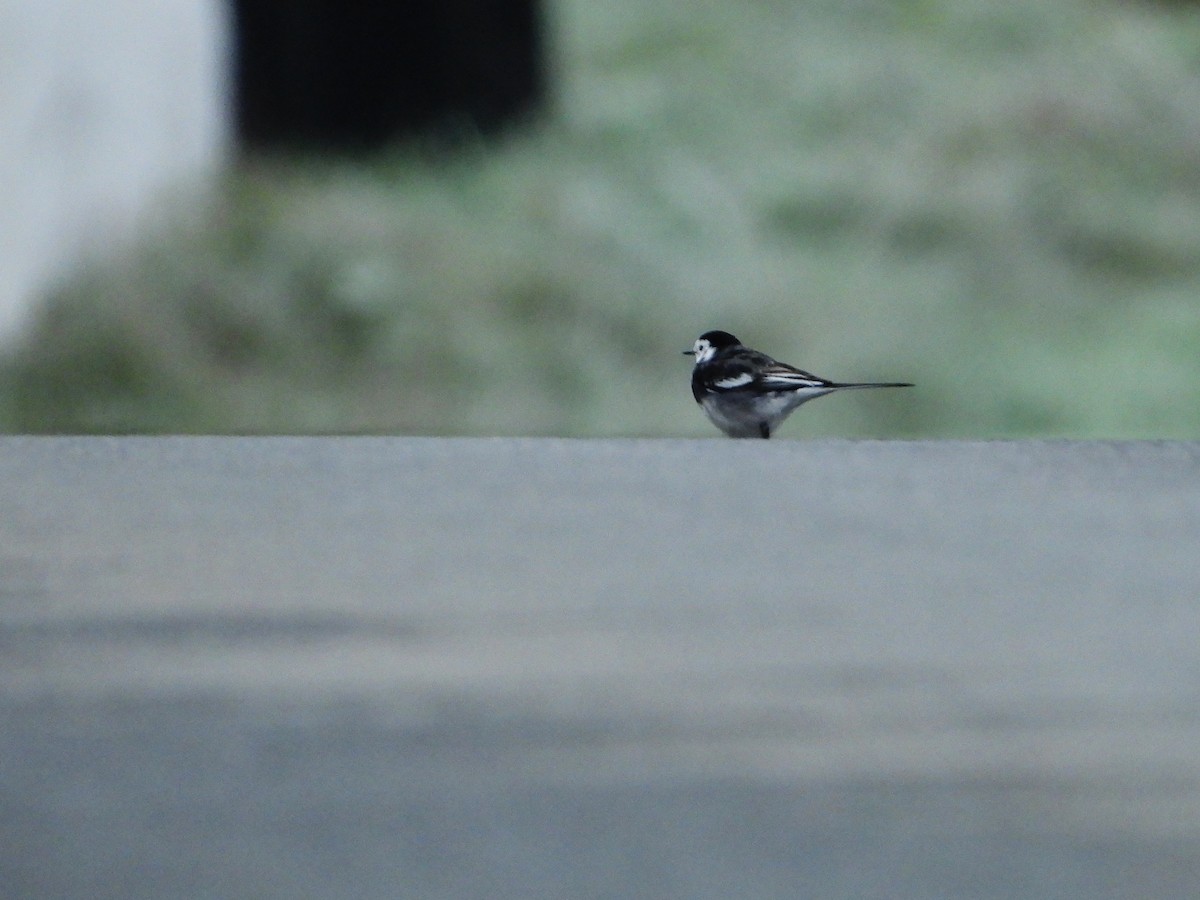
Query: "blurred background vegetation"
3 0 1200 437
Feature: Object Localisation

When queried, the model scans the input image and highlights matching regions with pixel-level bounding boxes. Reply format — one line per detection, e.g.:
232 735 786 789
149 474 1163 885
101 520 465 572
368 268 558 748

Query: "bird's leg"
759 422 771 439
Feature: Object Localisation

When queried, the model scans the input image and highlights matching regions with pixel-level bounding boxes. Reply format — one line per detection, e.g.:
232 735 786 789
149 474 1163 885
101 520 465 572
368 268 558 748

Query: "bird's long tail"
829 381 914 390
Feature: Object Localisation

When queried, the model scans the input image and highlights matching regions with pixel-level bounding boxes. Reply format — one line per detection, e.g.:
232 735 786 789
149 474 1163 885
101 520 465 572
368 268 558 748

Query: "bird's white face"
690 337 716 364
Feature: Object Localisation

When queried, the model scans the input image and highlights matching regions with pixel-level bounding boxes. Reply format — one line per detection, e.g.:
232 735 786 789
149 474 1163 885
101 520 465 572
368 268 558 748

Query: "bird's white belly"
696 393 787 439
700 390 827 437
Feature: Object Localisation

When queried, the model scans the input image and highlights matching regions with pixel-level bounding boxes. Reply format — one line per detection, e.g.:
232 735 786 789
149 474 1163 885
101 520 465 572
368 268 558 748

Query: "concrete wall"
0 1 228 344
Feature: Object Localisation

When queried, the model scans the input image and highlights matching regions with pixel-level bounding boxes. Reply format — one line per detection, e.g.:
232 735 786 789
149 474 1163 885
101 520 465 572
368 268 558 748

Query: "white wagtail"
684 330 912 438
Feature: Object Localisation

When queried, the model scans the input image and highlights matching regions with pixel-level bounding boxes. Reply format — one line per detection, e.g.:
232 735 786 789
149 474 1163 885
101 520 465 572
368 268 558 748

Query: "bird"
684 330 912 438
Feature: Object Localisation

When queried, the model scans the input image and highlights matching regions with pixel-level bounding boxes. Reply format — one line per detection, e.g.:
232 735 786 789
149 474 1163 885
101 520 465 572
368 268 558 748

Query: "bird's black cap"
683 330 742 355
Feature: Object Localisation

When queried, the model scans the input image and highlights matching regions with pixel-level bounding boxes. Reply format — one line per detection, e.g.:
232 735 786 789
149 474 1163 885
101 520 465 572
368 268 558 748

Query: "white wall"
0 0 229 344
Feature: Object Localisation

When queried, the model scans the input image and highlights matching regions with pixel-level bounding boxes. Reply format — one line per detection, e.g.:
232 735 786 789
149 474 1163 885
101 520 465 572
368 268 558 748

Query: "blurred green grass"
4 0 1200 436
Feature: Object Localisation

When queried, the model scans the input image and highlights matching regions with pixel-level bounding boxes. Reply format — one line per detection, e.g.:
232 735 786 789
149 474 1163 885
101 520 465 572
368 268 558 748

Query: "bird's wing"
698 352 834 395
754 362 834 392
693 360 757 400
750 355 911 392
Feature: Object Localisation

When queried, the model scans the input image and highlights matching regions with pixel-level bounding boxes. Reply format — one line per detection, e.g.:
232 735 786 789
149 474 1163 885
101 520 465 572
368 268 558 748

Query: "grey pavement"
2 437 1199 898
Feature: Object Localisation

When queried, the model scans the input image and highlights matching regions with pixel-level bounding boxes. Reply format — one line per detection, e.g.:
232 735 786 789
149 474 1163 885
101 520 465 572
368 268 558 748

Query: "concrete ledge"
3 438 1199 897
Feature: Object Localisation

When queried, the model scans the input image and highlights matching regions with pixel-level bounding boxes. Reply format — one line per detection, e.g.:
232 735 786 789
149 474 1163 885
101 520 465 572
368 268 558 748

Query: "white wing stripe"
714 372 754 389
760 372 825 388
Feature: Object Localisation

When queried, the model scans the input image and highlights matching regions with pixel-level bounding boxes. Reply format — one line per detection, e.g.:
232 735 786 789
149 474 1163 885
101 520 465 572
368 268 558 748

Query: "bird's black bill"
682 350 695 356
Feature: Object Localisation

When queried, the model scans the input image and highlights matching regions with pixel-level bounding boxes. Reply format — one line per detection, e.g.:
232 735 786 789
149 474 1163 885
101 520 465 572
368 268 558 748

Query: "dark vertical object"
232 0 546 151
